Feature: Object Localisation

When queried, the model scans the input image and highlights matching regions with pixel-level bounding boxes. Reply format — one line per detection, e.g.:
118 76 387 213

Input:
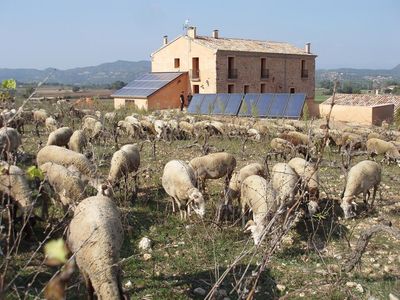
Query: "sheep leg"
82 272 94 300
370 185 378 207
171 198 176 213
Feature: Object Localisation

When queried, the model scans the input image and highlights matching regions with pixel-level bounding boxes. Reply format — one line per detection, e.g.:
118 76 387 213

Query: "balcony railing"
228 68 238 79
261 68 269 79
301 69 309 78
190 69 200 81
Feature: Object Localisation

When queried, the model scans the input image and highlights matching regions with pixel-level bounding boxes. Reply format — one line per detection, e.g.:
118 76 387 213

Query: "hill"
0 60 151 85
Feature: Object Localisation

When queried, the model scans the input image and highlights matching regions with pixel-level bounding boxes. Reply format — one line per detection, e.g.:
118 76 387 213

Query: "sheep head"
340 196 357 219
244 220 264 246
187 188 205 218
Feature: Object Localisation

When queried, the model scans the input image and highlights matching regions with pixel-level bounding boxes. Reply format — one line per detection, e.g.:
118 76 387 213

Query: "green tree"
392 87 400 95
72 86 80 92
110 81 127 90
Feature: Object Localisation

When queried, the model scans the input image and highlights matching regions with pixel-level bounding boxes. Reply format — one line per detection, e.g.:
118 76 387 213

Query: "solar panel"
212 94 230 114
238 93 261 117
283 93 306 118
199 94 217 114
256 93 275 117
187 94 205 114
224 94 243 115
112 72 183 98
268 94 290 118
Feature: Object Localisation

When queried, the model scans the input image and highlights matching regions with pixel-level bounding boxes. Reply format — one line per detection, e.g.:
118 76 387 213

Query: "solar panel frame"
238 93 261 117
224 94 244 116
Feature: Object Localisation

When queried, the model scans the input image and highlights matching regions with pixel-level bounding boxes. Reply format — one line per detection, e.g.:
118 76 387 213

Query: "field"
2 98 400 300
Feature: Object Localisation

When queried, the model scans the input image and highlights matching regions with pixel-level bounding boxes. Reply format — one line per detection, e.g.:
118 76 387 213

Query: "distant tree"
72 86 80 92
319 79 334 90
392 87 400 95
23 86 35 98
110 81 127 90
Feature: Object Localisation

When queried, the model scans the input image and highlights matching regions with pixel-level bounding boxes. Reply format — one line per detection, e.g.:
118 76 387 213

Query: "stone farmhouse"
113 27 317 110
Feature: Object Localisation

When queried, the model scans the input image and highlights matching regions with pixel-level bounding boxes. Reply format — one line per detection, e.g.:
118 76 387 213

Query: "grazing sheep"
241 175 276 245
178 121 194 139
82 116 103 139
139 119 156 136
270 138 294 160
162 160 205 219
39 162 85 209
45 117 58 132
68 130 87 153
37 145 96 179
0 161 32 213
247 128 260 141
67 195 125 300
46 127 73 147
189 152 236 192
154 120 168 139
33 109 48 125
341 160 381 219
0 127 21 158
108 144 140 186
367 138 400 164
271 163 298 208
288 157 319 215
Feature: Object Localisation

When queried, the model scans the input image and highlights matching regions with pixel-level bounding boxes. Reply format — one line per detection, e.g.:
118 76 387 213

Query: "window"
228 84 234 93
193 84 200 94
301 60 308 78
290 87 295 94
261 58 269 78
243 85 249 94
228 57 237 79
174 58 180 68
191 57 200 80
260 83 266 93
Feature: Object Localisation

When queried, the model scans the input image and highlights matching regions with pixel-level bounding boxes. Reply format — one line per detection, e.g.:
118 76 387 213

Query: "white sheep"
341 160 381 219
271 163 298 208
39 162 86 209
37 145 96 180
189 152 236 192
82 116 103 139
46 127 73 147
67 195 125 299
0 127 21 158
367 138 400 165
162 160 205 219
45 116 58 132
68 130 87 153
241 175 276 245
108 144 140 186
288 157 319 215
270 138 294 160
33 109 48 125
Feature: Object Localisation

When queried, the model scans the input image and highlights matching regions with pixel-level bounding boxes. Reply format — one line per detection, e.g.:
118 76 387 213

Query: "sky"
1 0 399 70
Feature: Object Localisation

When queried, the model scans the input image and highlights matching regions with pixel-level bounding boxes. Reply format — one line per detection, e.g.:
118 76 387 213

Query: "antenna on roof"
183 19 190 35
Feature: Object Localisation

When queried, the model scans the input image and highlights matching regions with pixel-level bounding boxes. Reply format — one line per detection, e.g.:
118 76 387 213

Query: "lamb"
46 127 73 147
39 162 86 209
270 138 294 160
0 161 32 213
367 138 400 164
68 130 87 153
341 160 381 219
271 163 298 208
288 157 319 215
45 116 58 132
189 152 236 192
241 175 276 245
108 144 140 186
162 160 205 219
0 127 22 158
67 195 125 299
37 145 96 179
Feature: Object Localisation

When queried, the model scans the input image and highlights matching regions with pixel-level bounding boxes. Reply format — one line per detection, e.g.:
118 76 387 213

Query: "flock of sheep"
0 102 399 299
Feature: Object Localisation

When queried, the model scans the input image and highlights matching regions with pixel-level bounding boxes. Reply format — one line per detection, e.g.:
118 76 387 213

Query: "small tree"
72 86 80 92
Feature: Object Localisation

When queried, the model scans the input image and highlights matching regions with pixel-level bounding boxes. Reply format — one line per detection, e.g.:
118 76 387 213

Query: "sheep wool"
46 127 73 147
68 130 87 153
108 144 140 185
67 195 124 300
0 127 21 153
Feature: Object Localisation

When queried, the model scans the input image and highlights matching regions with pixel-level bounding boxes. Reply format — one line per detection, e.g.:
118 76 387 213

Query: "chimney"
305 43 311 54
187 26 197 39
163 35 168 46
212 29 219 39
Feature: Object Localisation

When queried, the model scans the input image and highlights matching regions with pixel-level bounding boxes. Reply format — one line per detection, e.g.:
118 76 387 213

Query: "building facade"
152 27 316 100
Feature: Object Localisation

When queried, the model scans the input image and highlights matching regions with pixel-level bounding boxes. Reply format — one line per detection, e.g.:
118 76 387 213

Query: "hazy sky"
1 0 399 70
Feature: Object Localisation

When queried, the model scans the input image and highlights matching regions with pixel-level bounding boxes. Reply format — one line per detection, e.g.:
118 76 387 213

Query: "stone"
356 284 364 293
346 281 357 288
193 287 206 296
143 253 152 261
138 237 152 251
389 294 399 300
276 284 286 292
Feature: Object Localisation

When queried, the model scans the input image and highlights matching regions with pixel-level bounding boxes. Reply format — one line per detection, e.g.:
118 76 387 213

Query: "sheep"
341 160 381 219
178 121 194 139
241 175 276 245
46 127 73 147
37 145 96 180
0 161 32 214
67 195 126 299
288 157 319 215
162 160 205 219
33 109 48 125
108 144 140 190
0 127 21 158
247 128 260 141
271 163 298 208
154 120 168 139
45 117 58 132
82 116 103 139
189 152 236 192
117 120 136 137
367 138 400 165
39 162 86 209
269 138 294 160
68 130 87 153
139 119 156 136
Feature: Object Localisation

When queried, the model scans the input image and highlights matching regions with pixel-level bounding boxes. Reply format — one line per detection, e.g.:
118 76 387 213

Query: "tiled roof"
322 93 400 111
192 36 314 56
